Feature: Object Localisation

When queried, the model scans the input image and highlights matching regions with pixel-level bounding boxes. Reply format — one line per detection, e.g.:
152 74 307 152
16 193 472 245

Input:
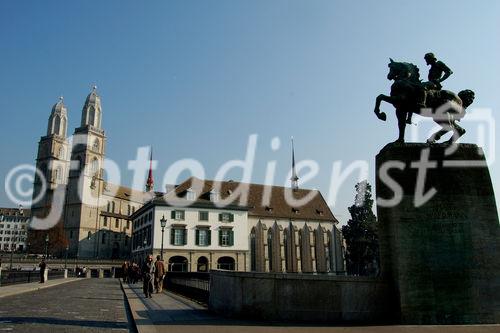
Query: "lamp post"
9 240 15 270
64 246 69 269
160 215 167 260
44 234 49 259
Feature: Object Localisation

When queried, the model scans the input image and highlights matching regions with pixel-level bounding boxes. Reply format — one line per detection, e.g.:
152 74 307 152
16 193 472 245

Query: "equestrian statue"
373 53 475 143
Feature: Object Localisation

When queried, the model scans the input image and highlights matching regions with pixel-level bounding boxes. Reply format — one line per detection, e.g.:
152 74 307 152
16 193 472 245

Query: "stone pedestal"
99 268 104 278
376 143 500 324
85 269 91 278
64 269 68 279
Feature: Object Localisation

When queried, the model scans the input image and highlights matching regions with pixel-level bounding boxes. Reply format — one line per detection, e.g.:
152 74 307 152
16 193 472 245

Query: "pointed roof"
290 137 299 190
85 85 100 105
51 96 67 115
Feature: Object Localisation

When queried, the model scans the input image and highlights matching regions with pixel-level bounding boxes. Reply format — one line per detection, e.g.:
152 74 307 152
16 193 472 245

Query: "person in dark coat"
121 261 129 283
154 255 166 293
39 258 46 283
141 255 155 298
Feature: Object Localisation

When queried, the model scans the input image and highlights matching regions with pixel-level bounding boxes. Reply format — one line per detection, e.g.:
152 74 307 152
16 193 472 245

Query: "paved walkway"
0 277 80 298
122 282 500 333
0 278 134 333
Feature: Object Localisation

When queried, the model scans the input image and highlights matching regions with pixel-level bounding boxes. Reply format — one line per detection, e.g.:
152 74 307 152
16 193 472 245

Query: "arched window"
267 229 274 272
61 117 66 137
55 167 62 181
93 139 99 152
250 228 257 271
54 115 61 135
88 106 95 126
58 147 64 159
91 158 99 175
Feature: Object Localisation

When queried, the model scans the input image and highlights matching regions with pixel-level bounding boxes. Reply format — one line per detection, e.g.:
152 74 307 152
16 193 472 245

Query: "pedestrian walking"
39 258 47 283
154 255 165 293
122 261 129 283
141 255 155 298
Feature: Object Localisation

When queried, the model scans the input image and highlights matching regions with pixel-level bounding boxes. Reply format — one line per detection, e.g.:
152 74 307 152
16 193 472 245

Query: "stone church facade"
30 88 147 259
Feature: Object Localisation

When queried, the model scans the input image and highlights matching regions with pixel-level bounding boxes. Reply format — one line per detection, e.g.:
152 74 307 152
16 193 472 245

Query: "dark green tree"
341 181 379 276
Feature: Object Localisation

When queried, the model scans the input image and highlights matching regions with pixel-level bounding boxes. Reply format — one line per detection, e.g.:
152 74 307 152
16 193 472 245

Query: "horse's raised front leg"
374 94 393 121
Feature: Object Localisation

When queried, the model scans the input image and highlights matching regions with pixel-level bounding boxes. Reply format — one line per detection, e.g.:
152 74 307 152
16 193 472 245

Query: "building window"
218 212 234 222
69 230 73 239
91 158 99 175
186 188 196 201
171 228 187 246
199 211 209 221
219 229 234 247
103 216 108 227
93 138 99 152
210 190 219 202
102 232 107 244
112 201 116 213
126 221 130 229
58 147 65 159
88 231 92 240
115 219 120 228
171 210 185 221
195 228 211 246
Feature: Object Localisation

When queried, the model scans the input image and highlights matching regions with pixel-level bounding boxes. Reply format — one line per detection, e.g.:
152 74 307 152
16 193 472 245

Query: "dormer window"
186 188 196 201
292 208 300 214
316 209 324 216
210 189 220 202
265 206 273 213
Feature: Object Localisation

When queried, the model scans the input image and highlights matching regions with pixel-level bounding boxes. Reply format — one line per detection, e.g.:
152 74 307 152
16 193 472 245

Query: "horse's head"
387 58 421 83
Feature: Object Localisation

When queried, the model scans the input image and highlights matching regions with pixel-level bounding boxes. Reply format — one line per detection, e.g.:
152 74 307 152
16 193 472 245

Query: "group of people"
122 261 142 284
122 255 166 298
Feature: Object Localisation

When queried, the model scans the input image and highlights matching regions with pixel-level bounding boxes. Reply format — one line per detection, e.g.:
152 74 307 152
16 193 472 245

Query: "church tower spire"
81 86 102 129
145 147 154 192
290 137 299 191
47 96 68 137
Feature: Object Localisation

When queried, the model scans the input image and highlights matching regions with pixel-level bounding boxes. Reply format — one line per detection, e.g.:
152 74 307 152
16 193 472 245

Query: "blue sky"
1 1 499 224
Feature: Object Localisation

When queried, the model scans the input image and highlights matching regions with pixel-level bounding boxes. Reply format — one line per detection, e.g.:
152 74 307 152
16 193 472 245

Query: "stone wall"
208 271 396 324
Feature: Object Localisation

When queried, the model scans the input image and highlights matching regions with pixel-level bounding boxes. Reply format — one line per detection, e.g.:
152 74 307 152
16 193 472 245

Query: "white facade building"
0 208 30 252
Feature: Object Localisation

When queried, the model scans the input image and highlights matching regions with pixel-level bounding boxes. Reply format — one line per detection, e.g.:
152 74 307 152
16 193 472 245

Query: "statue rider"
425 52 453 89
407 53 454 124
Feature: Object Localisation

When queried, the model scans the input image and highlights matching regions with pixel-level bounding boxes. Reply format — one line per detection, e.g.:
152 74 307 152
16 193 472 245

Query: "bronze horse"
374 59 475 143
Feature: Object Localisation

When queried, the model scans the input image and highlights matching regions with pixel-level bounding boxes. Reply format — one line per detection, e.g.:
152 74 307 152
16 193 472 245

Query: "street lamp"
44 234 49 259
9 239 15 270
160 215 167 260
64 246 69 269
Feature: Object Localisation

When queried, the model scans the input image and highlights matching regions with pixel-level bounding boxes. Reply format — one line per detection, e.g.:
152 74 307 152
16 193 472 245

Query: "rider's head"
425 53 437 65
458 89 475 109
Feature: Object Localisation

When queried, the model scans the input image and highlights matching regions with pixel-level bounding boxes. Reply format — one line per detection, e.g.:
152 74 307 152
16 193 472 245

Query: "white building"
131 177 345 273
0 207 30 252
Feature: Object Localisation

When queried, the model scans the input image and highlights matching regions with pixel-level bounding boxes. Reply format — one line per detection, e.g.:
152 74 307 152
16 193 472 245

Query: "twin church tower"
30 87 147 259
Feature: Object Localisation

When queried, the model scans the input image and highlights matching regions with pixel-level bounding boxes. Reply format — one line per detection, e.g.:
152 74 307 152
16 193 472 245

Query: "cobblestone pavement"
0 279 134 333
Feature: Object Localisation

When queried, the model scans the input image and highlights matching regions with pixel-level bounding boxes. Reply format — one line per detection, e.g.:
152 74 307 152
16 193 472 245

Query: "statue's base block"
376 143 500 324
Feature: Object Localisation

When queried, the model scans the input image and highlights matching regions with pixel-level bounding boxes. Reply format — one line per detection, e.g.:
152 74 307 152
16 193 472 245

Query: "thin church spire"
290 137 299 190
145 146 154 192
